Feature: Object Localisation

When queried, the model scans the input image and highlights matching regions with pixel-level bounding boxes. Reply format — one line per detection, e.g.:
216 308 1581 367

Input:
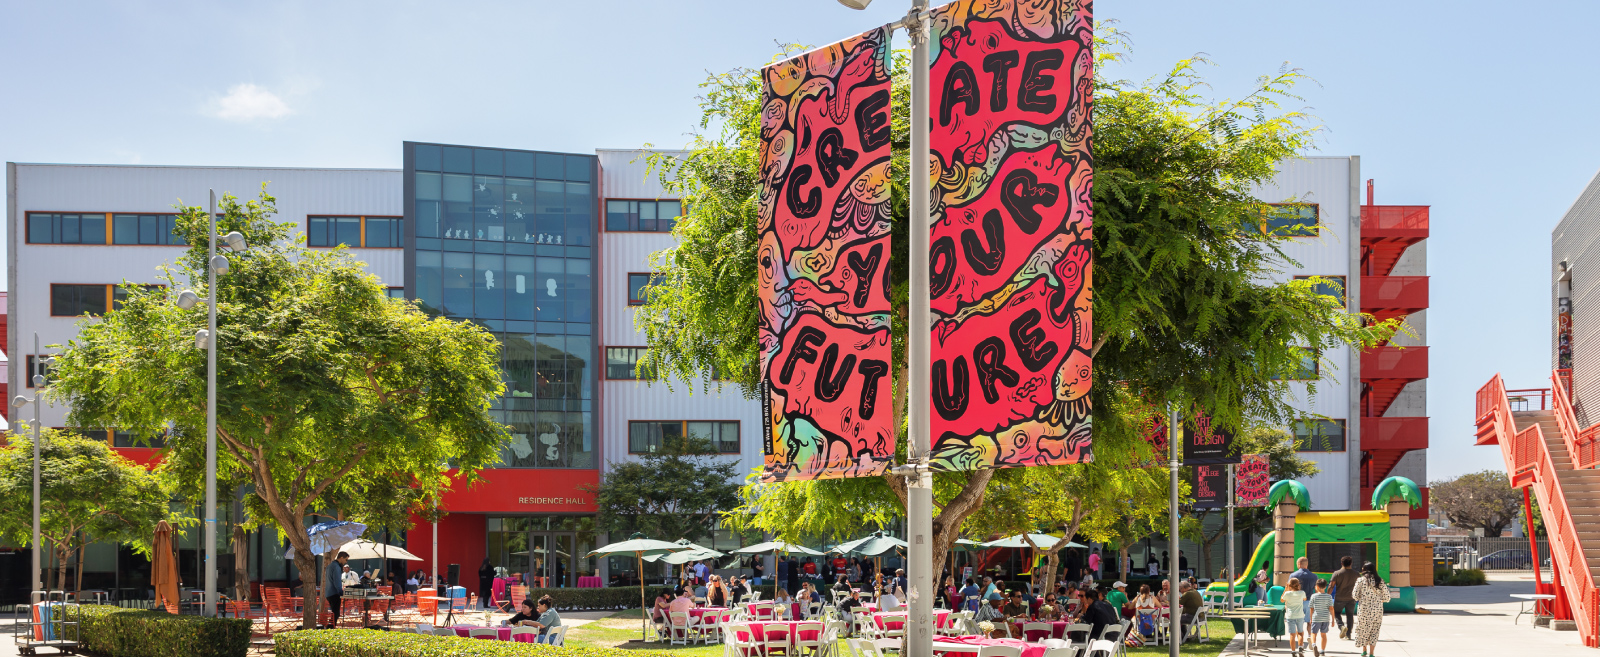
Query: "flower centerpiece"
977 621 995 635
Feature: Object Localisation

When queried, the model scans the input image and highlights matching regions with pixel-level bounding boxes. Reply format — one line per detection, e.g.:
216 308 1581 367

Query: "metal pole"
432 519 439 588
205 190 218 617
1227 463 1235 611
32 332 42 596
1169 408 1181 657
905 5 933 657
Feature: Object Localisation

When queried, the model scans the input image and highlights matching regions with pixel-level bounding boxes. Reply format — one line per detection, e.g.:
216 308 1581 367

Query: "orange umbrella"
151 520 180 613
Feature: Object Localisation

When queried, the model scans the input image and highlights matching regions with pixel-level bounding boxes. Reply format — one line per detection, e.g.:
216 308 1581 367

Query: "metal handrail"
1554 373 1600 469
1476 373 1600 647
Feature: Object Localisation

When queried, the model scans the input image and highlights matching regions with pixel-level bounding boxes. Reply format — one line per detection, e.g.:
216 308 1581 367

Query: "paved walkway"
1213 571 1592 656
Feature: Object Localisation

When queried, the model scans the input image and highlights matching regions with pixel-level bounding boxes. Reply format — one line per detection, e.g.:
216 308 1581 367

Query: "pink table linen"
746 602 803 620
691 607 730 622
451 626 539 642
933 637 1046 657
577 576 603 588
733 621 824 644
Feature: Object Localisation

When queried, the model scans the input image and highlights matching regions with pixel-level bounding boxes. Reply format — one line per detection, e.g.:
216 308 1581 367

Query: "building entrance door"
529 533 575 588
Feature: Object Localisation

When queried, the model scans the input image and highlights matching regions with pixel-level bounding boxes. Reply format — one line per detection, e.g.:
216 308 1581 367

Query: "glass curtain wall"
407 142 596 469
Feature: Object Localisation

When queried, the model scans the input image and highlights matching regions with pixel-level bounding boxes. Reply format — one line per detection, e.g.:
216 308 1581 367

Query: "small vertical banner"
758 28 896 482
1191 465 1229 510
1235 454 1270 507
926 0 1095 470
1180 414 1238 466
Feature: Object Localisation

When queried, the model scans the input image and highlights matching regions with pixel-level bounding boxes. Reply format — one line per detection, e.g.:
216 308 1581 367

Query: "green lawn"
566 611 1241 657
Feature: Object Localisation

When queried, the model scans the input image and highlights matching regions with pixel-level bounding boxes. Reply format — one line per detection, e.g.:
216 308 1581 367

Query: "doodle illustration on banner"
758 28 896 482
926 0 1094 471
1235 454 1270 507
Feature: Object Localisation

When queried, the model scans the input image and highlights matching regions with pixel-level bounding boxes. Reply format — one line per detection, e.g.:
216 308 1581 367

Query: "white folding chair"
433 627 457 636
1040 648 1077 657
853 611 875 638
670 611 694 645
510 626 538 642
415 622 434 635
977 645 1023 657
1022 622 1054 642
469 628 500 639
700 613 724 644
728 623 762 657
1086 639 1117 657
1062 623 1092 652
547 625 569 646
761 622 794 656
871 637 903 656
850 638 881 657
877 612 907 640
795 621 825 657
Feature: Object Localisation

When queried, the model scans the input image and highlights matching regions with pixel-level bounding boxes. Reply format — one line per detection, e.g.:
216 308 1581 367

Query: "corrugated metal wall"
7 163 402 428
1552 168 1600 426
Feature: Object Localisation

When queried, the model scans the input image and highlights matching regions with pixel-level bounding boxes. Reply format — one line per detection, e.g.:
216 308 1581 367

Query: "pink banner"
758 28 896 482
926 0 1094 471
1236 454 1270 507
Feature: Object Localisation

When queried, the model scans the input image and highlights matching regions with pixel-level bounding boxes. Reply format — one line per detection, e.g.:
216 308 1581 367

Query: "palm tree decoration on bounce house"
1207 477 1422 612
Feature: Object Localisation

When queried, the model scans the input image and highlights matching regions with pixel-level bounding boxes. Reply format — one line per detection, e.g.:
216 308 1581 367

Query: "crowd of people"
1275 556 1390 657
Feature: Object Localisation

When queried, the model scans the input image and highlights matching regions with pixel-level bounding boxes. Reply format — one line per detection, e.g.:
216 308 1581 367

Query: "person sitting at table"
729 576 749 605
959 578 981 612
774 587 794 606
1037 592 1062 621
877 586 902 613
974 598 1006 637
707 575 730 607
1106 581 1131 619
833 574 853 594
670 588 695 615
507 598 540 627
1156 580 1172 608
406 574 420 594
1177 582 1204 643
1079 587 1120 641
527 595 562 642
651 592 673 622
1001 589 1029 621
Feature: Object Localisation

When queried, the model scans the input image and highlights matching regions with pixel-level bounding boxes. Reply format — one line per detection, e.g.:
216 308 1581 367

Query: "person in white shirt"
878 587 902 612
1281 578 1308 654
341 565 360 587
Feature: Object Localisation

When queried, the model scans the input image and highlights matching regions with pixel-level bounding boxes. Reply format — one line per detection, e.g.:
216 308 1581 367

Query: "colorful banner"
758 28 896 482
1191 464 1228 510
1235 454 1270 507
1182 414 1238 466
926 0 1095 471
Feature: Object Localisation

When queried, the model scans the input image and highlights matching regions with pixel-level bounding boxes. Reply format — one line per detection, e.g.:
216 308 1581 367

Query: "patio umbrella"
305 521 368 555
832 532 905 556
644 538 722 562
734 541 824 595
653 547 725 565
585 533 690 640
982 534 1086 550
284 538 418 561
150 520 179 612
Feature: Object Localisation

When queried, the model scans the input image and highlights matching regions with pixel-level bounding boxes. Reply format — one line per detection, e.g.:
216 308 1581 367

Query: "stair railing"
1476 373 1599 647
1553 372 1600 470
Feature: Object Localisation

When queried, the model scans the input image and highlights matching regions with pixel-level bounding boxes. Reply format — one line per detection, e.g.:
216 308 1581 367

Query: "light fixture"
210 256 230 275
222 231 247 252
195 329 212 350
11 396 28 409
31 375 45 388
837 0 872 7
177 290 205 310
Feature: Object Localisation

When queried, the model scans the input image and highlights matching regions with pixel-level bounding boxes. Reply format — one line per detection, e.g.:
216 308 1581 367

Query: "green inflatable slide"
1204 531 1274 606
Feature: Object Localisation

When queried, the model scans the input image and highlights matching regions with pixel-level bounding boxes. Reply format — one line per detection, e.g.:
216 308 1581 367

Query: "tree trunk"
75 539 85 596
56 544 69 595
1118 544 1130 582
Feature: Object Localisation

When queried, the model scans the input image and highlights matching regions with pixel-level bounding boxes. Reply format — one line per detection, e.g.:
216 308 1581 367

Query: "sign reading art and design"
926 0 1094 471
758 28 897 482
1235 453 1270 507
1191 464 1228 510
1181 414 1238 466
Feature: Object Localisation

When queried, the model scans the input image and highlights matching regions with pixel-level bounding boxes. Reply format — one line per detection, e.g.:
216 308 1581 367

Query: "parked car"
1478 549 1534 570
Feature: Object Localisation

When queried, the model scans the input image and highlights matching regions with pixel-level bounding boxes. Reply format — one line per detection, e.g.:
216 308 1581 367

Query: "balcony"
1360 205 1429 277
1361 416 1429 451
1363 346 1429 381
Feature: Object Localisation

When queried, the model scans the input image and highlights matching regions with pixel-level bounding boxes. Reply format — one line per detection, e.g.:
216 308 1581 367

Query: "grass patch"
1123 619 1239 657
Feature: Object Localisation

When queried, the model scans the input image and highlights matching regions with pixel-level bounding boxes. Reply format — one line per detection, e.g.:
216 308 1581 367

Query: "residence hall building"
3 144 761 600
1250 157 1430 531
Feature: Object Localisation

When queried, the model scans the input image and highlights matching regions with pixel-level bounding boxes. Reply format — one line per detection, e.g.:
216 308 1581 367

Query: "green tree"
591 437 742 542
1430 470 1521 537
0 426 175 594
48 187 509 628
1185 426 1319 575
643 34 1397 573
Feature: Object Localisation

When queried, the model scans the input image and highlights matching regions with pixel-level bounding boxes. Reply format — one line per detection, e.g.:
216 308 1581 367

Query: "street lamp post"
10 333 50 597
178 190 248 618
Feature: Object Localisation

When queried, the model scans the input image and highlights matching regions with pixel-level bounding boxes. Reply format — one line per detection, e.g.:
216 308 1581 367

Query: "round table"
873 611 949 632
934 637 1046 657
747 602 803 620
690 607 730 622
733 621 825 646
576 576 603 588
1222 605 1285 639
451 625 540 642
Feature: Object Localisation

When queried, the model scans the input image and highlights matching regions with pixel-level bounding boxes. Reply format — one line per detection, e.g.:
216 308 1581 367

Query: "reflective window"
606 347 650 380
606 200 682 232
29 213 184 245
627 273 658 306
307 216 403 248
1293 275 1347 306
52 284 161 316
1259 203 1319 237
629 420 739 454
1292 419 1346 452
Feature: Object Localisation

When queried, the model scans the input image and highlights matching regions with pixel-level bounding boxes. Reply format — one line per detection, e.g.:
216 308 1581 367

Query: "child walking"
1308 579 1335 657
1281 578 1308 654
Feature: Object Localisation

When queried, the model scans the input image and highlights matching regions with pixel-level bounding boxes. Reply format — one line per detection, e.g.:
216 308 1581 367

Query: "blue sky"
3 0 1593 481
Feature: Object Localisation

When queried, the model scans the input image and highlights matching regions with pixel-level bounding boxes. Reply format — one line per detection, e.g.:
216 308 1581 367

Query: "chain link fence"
1429 536 1550 570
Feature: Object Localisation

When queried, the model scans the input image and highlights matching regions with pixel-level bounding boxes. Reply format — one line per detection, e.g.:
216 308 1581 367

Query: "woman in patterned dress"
1351 561 1390 656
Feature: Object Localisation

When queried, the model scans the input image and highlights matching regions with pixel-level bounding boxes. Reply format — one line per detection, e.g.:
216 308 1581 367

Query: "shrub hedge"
1434 567 1488 586
58 604 252 657
277 630 674 657
497 586 676 610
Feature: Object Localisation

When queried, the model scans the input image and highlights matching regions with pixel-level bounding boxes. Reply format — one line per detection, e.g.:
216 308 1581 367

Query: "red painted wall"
405 512 487 583
440 468 598 514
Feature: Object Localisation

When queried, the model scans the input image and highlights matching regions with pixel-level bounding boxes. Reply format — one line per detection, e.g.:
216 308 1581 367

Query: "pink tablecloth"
746 602 802 619
576 576 603 588
733 621 823 644
452 626 538 643
934 637 1045 657
690 607 730 622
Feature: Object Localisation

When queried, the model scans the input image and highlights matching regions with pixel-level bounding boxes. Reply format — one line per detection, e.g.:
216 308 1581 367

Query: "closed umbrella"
150 520 179 613
586 533 690 640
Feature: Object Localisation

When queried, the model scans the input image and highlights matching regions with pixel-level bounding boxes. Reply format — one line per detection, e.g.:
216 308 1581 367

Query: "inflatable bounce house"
1205 476 1423 612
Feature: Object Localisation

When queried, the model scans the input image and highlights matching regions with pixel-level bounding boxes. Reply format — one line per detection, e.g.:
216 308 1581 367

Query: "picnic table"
1511 593 1557 624
1218 608 1277 657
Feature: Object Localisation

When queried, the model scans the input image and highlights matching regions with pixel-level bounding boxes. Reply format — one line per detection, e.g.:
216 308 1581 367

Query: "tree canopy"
1430 470 1520 537
48 187 510 627
633 31 1399 570
590 437 742 542
0 426 175 593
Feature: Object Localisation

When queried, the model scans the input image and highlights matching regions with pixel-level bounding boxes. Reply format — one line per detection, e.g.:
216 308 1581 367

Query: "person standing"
477 558 496 611
1087 549 1102 580
324 551 350 628
751 556 765 585
1351 562 1390 657
1290 557 1319 619
1064 549 1082 583
1329 556 1359 639
776 556 790 591
786 556 801 598
1281 578 1308 655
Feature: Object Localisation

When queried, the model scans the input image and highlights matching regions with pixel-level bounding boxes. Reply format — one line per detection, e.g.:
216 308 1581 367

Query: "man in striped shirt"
1307 579 1335 657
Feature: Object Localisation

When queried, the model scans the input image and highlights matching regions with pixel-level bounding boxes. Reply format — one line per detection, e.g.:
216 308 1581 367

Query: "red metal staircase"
1477 372 1600 646
1358 190 1429 498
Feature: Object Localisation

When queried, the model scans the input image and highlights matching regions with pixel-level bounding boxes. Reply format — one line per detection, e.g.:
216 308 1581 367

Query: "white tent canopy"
285 538 421 561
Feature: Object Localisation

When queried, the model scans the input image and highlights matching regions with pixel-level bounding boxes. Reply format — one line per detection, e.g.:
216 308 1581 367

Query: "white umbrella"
284 538 422 560
982 534 1087 550
586 533 691 640
651 548 724 565
734 541 825 556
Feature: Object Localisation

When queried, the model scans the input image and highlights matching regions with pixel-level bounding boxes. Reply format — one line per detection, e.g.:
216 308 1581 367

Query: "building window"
307 216 404 248
112 429 167 449
27 213 187 245
629 420 740 454
1292 419 1347 452
386 287 406 299
50 284 161 317
606 347 652 380
606 200 682 232
627 273 659 306
1276 347 1319 381
1256 203 1319 237
1293 275 1347 306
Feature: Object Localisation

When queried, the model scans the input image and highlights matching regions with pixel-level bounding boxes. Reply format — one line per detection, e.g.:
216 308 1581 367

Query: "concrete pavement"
1214 571 1593 656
